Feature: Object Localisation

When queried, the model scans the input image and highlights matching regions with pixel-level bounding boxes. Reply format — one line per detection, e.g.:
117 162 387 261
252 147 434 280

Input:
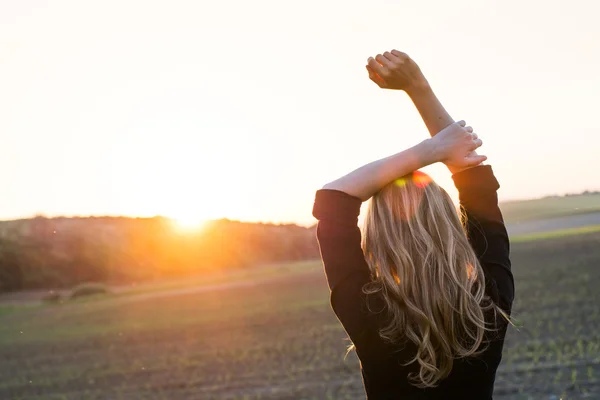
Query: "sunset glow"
170 215 208 232
1 1 599 226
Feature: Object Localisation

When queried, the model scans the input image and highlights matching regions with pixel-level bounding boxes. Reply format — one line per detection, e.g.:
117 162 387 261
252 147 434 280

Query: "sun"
170 215 207 232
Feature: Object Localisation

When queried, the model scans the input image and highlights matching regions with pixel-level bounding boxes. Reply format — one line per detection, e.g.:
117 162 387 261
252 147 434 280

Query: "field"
0 227 599 400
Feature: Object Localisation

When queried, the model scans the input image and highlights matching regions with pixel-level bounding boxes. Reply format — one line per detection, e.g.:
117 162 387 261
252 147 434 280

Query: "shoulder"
313 189 363 225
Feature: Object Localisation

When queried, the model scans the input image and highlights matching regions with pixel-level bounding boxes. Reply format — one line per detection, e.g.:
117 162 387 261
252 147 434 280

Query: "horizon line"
2 190 598 227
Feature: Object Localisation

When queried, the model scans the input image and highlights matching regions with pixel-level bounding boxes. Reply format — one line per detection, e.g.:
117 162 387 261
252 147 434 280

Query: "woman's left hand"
429 121 487 169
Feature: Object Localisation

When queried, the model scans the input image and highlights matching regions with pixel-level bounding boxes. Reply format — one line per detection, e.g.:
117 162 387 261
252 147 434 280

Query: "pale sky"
1 0 599 226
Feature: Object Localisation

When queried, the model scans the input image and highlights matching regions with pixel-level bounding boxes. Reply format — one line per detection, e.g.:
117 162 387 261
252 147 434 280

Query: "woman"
312 51 514 399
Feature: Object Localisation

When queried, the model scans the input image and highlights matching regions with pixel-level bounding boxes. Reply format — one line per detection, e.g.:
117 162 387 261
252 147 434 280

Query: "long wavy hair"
361 170 509 388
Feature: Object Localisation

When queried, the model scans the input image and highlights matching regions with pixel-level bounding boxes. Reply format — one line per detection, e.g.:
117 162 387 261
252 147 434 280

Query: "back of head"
362 171 498 387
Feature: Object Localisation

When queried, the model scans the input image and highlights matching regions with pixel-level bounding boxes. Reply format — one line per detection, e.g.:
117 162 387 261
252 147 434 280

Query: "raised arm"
366 50 481 174
322 122 486 201
366 50 514 311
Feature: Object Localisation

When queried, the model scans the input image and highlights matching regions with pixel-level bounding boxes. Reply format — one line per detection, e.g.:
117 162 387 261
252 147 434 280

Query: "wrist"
405 78 432 97
416 138 440 167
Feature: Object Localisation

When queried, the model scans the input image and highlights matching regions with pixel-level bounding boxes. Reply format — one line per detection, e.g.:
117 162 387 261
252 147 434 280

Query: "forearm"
407 84 478 174
408 84 454 136
322 140 435 201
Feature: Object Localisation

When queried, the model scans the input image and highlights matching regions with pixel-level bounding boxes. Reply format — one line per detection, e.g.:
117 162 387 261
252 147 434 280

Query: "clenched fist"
366 50 429 93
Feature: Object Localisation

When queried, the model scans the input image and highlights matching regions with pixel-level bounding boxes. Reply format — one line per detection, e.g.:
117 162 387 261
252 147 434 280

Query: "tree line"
0 216 319 292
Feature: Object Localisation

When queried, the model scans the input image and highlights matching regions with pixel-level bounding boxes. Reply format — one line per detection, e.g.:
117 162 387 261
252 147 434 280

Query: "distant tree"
0 216 321 290
0 239 24 292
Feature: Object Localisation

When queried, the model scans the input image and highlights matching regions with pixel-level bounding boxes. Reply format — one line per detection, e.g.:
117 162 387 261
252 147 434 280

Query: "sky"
1 0 599 226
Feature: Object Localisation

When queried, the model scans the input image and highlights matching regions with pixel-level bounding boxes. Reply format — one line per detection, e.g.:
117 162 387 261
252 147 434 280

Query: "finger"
366 65 386 88
375 54 392 68
366 64 379 76
465 126 474 133
470 132 478 140
471 138 483 149
465 154 488 166
391 50 408 60
366 65 387 87
368 57 388 77
383 51 401 63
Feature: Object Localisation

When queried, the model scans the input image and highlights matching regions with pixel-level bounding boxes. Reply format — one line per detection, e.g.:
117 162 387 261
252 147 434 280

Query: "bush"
41 291 62 304
70 283 109 299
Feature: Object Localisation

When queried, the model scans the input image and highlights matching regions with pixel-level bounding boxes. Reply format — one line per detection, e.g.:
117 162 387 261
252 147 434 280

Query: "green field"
1 231 600 399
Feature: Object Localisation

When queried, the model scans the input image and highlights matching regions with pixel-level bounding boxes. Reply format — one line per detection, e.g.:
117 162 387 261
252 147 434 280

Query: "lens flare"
394 171 432 189
413 171 433 188
394 177 409 187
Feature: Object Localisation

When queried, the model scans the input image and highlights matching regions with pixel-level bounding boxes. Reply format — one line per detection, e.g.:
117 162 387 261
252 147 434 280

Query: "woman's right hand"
366 50 429 94
429 121 487 170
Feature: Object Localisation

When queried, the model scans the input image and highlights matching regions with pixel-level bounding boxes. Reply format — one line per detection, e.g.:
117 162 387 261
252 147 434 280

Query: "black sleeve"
312 189 369 291
452 165 515 313
312 189 375 341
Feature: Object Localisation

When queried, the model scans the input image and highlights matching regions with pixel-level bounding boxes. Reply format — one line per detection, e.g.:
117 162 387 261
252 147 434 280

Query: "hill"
500 192 600 223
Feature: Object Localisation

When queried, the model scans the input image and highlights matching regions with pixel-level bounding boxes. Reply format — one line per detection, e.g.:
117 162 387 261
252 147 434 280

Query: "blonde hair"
361 171 509 388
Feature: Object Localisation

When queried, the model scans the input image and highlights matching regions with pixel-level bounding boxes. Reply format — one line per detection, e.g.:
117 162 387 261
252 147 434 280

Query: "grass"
0 303 39 317
109 260 320 299
1 232 600 399
494 230 600 399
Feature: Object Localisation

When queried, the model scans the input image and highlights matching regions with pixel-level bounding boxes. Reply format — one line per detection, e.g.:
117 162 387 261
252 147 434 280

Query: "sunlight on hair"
467 263 476 280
